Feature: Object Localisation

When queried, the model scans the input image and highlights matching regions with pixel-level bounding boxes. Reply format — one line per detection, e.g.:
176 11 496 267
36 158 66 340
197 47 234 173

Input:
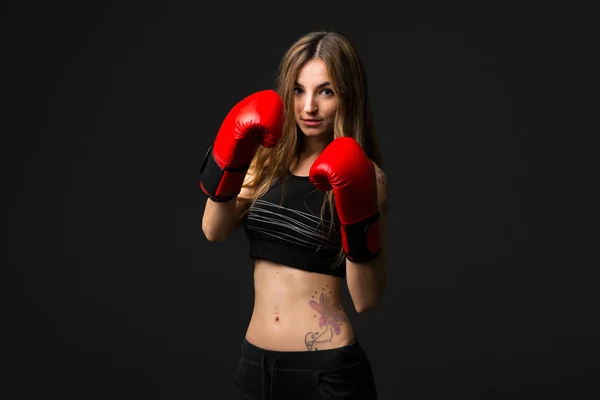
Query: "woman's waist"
247 305 355 352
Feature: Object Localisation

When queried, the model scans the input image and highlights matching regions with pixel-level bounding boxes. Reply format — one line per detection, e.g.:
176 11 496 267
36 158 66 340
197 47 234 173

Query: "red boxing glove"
309 137 382 261
200 90 284 202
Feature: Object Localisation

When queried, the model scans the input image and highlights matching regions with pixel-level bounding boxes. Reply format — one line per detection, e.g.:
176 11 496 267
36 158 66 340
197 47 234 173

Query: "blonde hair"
241 31 381 266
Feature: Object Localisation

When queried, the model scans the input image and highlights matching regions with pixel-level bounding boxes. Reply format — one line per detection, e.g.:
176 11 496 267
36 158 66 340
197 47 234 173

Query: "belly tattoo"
305 285 346 351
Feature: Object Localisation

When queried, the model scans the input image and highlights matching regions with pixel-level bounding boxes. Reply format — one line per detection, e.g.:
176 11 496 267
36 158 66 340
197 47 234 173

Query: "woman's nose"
303 96 317 113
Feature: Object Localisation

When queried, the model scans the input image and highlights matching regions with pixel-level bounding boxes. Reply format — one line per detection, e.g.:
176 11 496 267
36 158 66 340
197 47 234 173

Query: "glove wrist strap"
342 211 383 262
200 145 249 202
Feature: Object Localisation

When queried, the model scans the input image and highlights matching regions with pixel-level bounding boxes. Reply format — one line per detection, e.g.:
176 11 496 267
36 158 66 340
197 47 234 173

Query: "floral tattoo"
304 285 346 351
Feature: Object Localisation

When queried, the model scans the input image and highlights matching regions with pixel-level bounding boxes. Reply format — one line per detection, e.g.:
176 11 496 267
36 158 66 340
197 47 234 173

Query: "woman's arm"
200 90 283 242
346 166 388 313
202 171 254 242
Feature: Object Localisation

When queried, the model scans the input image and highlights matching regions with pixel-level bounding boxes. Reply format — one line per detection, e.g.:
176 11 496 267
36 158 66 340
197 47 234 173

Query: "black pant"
236 337 377 400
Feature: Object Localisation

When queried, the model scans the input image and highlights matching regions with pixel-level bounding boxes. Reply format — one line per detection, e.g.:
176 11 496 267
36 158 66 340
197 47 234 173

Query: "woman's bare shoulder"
372 161 388 216
372 162 387 185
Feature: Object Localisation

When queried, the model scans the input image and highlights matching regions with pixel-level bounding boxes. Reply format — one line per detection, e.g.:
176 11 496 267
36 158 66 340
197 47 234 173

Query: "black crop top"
242 173 346 278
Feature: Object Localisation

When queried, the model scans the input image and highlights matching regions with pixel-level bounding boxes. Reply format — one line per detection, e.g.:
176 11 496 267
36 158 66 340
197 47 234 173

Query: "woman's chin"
300 128 330 138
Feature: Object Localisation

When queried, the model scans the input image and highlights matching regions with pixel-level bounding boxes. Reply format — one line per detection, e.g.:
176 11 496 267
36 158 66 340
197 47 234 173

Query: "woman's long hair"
240 31 382 267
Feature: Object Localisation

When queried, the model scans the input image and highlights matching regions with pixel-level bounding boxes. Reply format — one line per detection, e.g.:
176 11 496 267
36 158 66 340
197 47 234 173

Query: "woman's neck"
300 135 331 159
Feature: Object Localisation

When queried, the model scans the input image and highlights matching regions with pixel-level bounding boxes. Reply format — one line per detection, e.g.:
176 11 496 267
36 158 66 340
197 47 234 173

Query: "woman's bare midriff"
245 259 355 352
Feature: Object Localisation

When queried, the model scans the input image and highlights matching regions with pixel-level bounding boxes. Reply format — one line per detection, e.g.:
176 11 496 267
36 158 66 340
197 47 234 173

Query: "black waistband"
240 337 366 371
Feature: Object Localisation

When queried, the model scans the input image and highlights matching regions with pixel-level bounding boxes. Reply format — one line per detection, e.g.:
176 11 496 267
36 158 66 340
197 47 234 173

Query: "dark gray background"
6 1 599 399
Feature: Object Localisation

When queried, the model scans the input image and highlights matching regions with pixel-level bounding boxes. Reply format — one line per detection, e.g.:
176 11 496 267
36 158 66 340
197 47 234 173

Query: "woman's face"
293 58 338 138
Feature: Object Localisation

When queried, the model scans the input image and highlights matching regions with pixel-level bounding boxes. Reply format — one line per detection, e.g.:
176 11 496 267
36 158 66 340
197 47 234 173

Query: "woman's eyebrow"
294 81 331 88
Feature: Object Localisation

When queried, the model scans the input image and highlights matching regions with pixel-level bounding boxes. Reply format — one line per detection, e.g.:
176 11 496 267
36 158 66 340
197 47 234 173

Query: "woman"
200 31 388 400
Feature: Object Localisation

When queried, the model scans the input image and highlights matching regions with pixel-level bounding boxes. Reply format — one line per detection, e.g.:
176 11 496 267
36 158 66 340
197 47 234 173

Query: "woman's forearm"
345 251 387 313
201 197 239 242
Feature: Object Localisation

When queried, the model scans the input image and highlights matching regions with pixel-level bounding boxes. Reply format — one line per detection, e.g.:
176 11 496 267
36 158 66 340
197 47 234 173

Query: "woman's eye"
293 87 333 96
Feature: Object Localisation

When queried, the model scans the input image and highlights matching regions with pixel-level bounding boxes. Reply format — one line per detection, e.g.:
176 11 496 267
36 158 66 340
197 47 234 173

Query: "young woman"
200 31 388 400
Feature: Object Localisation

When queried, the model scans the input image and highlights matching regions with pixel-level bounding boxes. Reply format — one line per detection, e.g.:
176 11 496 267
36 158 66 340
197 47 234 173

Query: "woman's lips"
302 119 323 127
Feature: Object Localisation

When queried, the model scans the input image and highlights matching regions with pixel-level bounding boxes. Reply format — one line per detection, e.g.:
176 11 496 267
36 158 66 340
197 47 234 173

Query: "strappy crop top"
242 173 346 278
